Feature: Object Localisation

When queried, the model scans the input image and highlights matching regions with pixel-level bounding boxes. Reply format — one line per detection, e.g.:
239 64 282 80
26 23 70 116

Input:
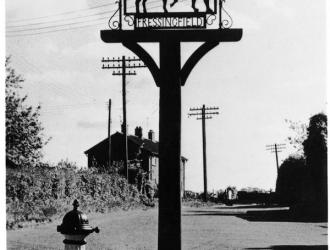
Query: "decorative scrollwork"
206 14 217 25
108 1 121 30
124 15 134 27
220 0 233 29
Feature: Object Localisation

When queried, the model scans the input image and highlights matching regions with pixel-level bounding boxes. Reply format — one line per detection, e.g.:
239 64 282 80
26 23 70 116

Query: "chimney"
148 130 155 142
135 126 142 139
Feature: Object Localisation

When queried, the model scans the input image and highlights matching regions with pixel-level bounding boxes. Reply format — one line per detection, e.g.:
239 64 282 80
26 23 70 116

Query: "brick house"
84 126 187 194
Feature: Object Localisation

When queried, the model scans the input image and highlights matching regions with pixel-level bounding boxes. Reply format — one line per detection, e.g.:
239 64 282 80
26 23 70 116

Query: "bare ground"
6 204 327 250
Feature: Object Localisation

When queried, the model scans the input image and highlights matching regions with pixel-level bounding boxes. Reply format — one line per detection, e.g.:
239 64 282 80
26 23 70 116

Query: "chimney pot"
148 130 155 142
135 126 142 139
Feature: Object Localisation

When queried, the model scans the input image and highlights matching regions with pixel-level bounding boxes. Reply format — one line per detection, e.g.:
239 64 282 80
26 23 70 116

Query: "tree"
285 119 307 155
5 57 50 167
277 113 327 219
276 155 308 205
303 113 327 217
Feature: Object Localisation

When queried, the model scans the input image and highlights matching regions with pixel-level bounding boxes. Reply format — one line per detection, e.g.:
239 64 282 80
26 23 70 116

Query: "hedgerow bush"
6 164 143 229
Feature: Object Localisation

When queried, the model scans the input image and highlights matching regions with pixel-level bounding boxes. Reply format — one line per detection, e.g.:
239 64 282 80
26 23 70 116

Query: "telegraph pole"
108 99 112 168
102 56 146 180
188 105 219 202
266 143 286 174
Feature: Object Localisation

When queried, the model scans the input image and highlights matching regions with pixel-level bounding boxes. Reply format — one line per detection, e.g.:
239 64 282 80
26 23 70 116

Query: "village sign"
100 0 242 249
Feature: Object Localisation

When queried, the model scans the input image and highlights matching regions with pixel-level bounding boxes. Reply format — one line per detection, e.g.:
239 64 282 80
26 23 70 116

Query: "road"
7 204 328 249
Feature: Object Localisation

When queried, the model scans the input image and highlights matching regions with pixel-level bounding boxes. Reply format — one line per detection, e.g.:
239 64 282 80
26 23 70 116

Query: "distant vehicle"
224 186 237 206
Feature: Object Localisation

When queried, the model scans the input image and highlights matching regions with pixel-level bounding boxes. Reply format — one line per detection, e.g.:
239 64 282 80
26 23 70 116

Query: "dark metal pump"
57 200 99 244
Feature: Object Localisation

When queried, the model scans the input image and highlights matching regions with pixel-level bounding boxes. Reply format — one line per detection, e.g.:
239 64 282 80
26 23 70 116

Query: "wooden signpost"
100 1 242 249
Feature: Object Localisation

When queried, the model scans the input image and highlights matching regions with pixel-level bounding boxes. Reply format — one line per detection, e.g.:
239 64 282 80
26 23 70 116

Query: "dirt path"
7 205 327 249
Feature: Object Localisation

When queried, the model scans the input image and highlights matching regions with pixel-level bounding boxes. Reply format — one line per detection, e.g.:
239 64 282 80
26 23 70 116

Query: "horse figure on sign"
170 0 213 13
135 0 213 13
135 0 147 13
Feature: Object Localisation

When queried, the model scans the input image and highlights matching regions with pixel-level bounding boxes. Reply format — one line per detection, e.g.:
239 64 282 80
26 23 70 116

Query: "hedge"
6 166 143 229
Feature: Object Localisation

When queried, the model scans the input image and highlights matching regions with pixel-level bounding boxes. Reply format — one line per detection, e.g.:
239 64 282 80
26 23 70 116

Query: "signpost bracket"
180 41 219 86
123 42 161 86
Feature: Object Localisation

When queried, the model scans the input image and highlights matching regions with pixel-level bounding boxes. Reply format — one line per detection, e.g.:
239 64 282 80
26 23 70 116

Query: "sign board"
108 0 232 31
134 13 206 29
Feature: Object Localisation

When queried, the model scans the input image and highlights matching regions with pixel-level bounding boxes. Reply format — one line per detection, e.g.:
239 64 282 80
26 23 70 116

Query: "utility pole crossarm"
188 112 202 116
103 65 147 69
204 107 219 110
113 71 137 76
102 56 147 69
102 57 147 62
189 107 203 111
197 116 212 120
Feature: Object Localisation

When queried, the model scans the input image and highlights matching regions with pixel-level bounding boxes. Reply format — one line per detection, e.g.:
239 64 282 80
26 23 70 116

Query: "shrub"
6 164 144 229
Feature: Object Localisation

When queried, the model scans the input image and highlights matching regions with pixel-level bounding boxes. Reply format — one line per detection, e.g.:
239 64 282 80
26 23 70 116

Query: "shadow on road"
212 204 280 210
244 245 327 249
237 209 327 223
184 206 328 223
183 210 242 216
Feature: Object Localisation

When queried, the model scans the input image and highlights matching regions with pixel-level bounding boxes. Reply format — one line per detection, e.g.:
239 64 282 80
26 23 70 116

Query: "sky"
4 0 327 192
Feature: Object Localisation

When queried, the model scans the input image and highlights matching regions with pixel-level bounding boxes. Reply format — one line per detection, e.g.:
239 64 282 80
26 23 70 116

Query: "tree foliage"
277 113 327 218
303 113 327 170
303 113 327 213
276 155 308 204
5 57 50 167
285 119 307 155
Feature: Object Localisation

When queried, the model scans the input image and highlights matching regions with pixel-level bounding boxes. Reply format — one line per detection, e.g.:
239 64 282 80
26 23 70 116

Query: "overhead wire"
6 1 178 135
6 1 180 115
6 0 186 37
10 46 96 102
6 22 107 37
11 52 75 99
6 16 111 33
6 0 162 31
6 10 113 29
6 2 118 24
40 101 108 113
9 46 127 116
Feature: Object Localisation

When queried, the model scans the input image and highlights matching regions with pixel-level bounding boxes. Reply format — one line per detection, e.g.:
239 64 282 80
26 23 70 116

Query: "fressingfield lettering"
135 16 205 29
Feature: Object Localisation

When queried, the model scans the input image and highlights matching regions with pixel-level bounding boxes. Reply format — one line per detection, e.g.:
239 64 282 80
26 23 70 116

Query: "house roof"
84 131 188 161
84 131 158 155
84 137 108 155
128 134 158 155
